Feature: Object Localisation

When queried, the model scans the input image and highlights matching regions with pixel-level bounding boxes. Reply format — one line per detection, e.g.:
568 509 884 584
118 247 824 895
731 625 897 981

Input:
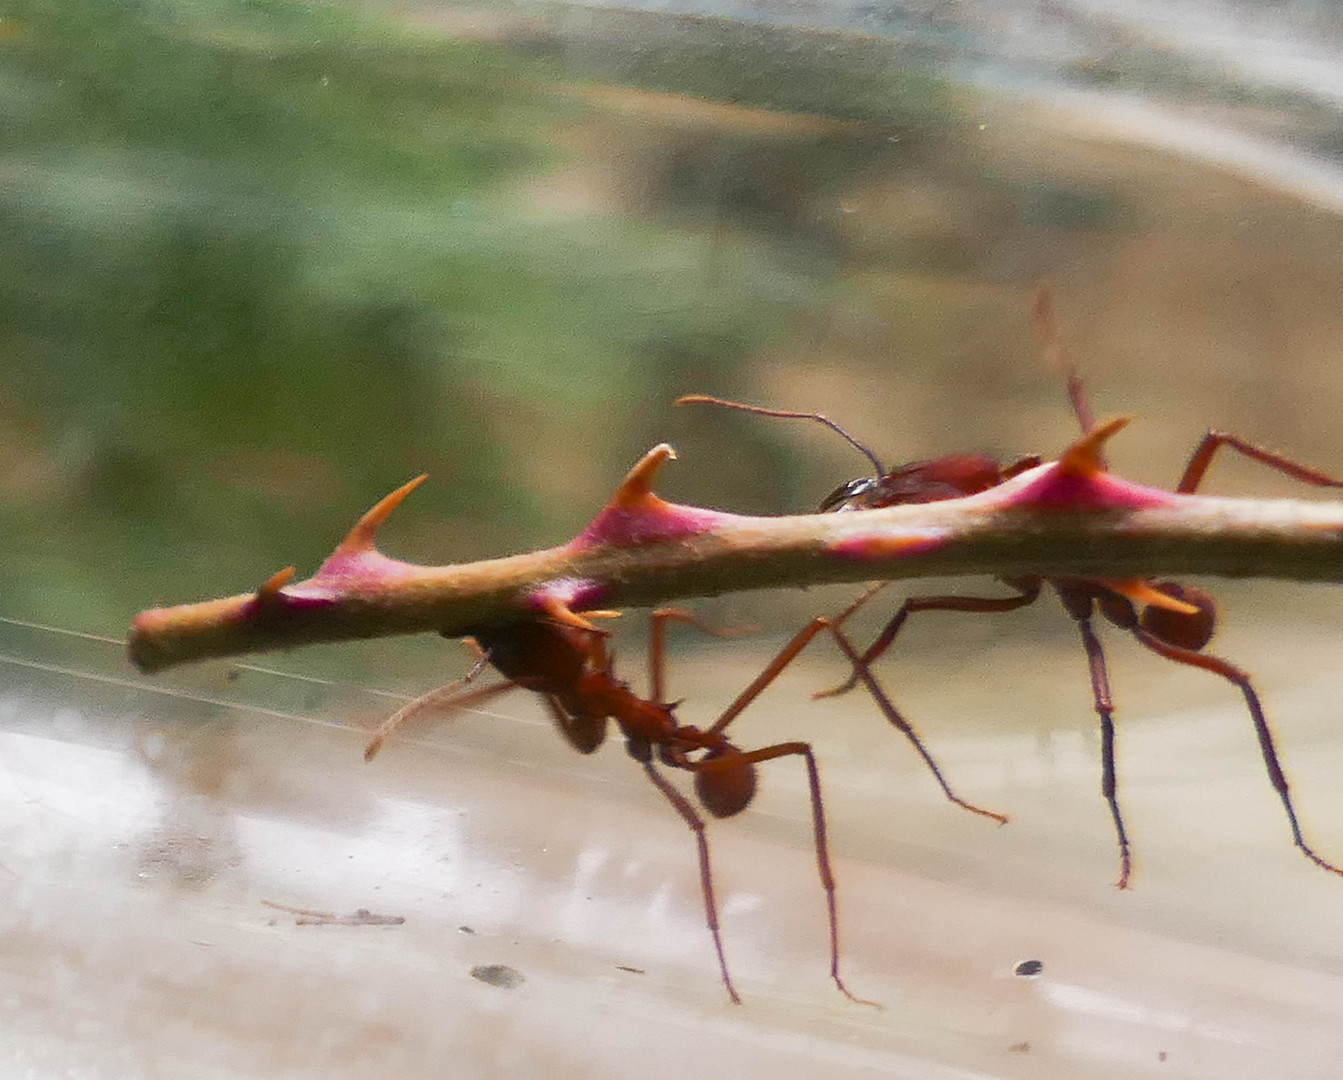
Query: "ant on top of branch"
680 288 1343 889
363 593 881 1006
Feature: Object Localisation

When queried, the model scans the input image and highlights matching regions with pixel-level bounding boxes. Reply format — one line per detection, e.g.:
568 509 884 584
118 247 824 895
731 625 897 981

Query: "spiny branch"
128 427 1343 673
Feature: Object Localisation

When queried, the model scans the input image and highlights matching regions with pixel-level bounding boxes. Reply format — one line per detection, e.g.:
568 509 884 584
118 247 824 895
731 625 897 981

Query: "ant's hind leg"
1136 630 1343 879
1176 432 1343 494
1073 618 1135 889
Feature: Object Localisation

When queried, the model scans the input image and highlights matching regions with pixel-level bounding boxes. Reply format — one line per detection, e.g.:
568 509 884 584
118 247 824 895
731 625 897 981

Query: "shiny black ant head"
819 476 882 512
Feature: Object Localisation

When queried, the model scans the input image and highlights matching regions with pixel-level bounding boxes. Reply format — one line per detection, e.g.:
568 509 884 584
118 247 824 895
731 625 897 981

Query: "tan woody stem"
128 433 1343 673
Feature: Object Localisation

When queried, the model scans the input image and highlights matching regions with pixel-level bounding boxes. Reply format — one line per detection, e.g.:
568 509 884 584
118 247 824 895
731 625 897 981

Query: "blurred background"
6 0 1343 1076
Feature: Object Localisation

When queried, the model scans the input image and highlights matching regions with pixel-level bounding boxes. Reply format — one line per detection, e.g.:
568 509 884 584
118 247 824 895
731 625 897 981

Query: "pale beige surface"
3 600 1343 1080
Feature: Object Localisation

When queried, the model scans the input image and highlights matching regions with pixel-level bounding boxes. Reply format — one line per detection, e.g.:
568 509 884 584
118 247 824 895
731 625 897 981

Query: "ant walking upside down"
364 566 880 1005
680 291 1343 889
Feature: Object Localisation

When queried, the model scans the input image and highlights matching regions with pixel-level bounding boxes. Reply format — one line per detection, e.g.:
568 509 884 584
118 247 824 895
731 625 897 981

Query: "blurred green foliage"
0 0 964 631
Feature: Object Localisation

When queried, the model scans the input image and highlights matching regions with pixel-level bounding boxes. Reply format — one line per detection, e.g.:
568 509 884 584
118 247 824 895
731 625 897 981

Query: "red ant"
364 592 877 1006
679 293 1343 889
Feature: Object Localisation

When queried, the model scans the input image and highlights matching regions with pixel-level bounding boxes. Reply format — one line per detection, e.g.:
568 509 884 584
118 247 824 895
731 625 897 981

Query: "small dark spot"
471 964 524 989
616 965 646 975
458 925 475 935
1014 959 1043 977
1159 1051 1167 1062
1008 1041 1030 1054
226 670 241 682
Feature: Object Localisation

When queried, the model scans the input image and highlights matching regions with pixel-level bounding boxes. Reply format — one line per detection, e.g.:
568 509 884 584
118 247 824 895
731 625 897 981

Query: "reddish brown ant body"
365 595 876 1006
679 297 1343 889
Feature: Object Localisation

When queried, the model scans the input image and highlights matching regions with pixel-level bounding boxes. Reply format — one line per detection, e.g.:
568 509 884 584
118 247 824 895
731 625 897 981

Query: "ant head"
1140 582 1216 651
694 746 757 819
819 476 882 512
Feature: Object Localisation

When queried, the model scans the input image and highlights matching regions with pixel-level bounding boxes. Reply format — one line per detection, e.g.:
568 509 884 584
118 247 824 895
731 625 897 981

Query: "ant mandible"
679 289 1343 889
364 591 877 1006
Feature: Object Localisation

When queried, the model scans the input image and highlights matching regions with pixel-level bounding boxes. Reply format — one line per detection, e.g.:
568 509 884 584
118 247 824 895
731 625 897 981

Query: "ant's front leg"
687 740 877 1007
635 752 741 1005
363 653 506 761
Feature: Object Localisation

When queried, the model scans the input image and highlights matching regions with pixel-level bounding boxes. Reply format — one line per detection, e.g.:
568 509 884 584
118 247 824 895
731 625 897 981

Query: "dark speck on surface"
471 964 524 989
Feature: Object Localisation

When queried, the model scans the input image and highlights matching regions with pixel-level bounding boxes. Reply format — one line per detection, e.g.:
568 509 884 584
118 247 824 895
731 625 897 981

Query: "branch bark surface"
128 435 1343 673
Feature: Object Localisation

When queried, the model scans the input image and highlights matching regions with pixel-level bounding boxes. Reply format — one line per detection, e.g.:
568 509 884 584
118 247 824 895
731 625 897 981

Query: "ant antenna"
677 394 887 479
1032 285 1094 436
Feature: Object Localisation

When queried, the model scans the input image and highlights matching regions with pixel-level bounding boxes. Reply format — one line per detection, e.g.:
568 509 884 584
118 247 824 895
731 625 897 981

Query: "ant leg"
1074 617 1133 889
816 582 1042 699
647 607 754 704
1134 630 1343 879
1176 432 1343 494
827 626 1008 824
702 616 1001 822
363 657 508 761
704 617 837 737
639 759 741 1004
691 741 878 1007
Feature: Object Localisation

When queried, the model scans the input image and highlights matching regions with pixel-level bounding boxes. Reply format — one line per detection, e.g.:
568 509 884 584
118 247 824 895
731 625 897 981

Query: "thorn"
334 475 428 557
1101 579 1201 616
610 444 676 508
257 566 296 601
535 594 602 632
1057 416 1132 477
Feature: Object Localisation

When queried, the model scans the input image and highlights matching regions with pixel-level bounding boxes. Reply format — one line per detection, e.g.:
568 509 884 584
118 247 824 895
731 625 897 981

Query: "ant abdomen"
1141 582 1216 651
695 748 757 819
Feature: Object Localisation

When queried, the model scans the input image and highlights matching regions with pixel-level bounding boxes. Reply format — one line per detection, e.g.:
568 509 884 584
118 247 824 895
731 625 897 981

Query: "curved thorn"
611 444 677 508
257 566 296 600
1057 416 1133 477
334 475 428 557
535 593 603 633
